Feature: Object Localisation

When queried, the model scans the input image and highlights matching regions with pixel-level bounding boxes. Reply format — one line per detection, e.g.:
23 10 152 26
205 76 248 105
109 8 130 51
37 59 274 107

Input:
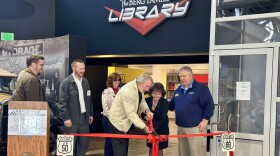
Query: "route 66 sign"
222 133 235 152
57 135 74 155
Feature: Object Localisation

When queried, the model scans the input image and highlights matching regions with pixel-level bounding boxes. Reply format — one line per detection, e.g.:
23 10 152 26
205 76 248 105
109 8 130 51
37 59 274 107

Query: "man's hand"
144 115 149 121
198 119 208 132
145 109 154 119
89 116 94 125
64 120 72 127
143 126 152 134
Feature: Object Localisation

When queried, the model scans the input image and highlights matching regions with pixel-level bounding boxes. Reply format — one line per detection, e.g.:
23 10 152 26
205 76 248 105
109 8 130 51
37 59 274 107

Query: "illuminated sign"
1 32 14 41
105 0 191 36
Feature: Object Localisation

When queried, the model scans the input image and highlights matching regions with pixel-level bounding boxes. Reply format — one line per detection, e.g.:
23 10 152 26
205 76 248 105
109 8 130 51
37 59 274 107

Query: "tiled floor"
0 137 178 156
86 137 178 156
0 128 178 156
86 127 178 156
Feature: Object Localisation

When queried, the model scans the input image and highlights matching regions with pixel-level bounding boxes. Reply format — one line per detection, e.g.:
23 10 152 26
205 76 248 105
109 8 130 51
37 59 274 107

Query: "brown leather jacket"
12 68 45 101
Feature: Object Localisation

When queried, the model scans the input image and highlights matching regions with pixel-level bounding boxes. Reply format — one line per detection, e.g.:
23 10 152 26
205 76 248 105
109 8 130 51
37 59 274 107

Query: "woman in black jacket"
142 82 169 156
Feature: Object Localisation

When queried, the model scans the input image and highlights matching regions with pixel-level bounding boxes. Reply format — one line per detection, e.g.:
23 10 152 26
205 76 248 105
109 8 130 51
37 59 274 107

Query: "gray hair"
136 74 154 84
179 66 193 74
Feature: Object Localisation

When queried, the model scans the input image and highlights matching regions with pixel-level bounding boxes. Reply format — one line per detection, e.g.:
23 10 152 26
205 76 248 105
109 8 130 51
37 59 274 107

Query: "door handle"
212 104 220 124
228 113 232 131
217 104 221 124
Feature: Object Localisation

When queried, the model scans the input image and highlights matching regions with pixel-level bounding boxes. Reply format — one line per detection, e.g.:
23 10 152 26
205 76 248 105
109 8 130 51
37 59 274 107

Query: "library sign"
105 0 191 36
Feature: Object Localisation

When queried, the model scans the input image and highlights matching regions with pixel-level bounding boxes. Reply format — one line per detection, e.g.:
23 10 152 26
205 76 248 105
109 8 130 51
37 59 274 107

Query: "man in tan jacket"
109 74 154 156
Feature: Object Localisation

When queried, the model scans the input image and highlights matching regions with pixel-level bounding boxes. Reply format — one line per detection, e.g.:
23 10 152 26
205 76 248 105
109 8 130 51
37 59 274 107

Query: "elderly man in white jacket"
109 74 154 156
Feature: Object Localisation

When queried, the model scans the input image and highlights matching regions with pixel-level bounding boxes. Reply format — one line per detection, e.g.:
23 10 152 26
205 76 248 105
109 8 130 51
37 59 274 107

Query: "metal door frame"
209 48 273 156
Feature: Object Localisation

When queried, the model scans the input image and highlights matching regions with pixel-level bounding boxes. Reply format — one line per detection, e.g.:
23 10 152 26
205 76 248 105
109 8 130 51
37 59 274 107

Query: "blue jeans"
103 116 114 156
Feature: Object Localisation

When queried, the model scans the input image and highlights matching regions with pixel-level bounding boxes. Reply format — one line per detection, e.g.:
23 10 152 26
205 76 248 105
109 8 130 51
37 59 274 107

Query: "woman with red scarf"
102 72 122 156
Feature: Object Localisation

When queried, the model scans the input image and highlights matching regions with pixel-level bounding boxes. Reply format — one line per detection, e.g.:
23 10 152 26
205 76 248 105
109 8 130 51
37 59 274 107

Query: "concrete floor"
85 137 179 156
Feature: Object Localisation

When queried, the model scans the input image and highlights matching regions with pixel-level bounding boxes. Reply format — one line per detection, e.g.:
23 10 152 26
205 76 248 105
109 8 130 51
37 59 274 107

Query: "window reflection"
216 18 280 45
217 0 280 18
218 55 265 134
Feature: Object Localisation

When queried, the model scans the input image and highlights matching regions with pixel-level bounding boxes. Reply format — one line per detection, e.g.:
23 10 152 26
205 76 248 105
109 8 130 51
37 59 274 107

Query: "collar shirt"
180 79 194 94
73 74 86 113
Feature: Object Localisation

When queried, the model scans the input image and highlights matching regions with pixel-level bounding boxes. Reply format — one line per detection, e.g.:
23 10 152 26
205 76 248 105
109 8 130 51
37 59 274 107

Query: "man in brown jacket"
12 55 45 101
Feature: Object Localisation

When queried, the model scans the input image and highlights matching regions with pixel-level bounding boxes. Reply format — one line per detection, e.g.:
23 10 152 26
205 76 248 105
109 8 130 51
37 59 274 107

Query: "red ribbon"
230 151 234 156
146 118 169 156
68 132 226 138
146 118 158 155
146 118 154 132
147 134 159 156
146 134 168 155
67 131 231 156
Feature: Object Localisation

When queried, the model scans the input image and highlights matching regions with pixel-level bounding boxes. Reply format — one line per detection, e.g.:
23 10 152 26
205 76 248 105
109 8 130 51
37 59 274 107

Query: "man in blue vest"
169 66 214 156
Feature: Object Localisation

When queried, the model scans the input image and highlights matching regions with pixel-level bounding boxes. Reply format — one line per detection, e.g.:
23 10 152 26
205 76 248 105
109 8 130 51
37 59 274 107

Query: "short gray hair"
136 74 154 84
179 66 193 74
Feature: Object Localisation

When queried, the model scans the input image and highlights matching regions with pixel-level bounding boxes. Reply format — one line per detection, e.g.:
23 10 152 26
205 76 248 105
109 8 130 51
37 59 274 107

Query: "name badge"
175 93 179 97
87 90 91 96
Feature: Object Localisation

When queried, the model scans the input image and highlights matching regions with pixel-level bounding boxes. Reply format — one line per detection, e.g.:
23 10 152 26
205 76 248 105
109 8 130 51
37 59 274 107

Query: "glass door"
210 48 273 156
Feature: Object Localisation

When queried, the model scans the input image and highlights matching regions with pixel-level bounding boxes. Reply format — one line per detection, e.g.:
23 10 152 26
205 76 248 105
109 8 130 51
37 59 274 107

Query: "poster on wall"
0 36 70 103
1 42 44 74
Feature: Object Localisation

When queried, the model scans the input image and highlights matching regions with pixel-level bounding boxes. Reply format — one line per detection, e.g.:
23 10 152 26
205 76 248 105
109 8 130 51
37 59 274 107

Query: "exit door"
210 48 273 156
